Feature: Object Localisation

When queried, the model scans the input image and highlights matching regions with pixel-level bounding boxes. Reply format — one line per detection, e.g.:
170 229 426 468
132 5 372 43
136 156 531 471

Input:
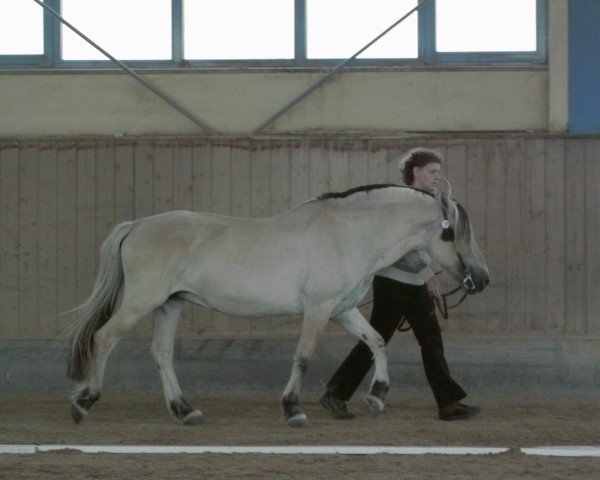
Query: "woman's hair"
399 148 443 186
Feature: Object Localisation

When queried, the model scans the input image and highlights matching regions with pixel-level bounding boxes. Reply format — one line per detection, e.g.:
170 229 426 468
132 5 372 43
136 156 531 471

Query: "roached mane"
316 184 436 202
316 183 399 200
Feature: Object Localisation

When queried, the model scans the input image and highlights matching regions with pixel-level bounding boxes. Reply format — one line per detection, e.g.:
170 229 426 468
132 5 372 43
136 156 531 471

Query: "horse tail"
66 221 135 382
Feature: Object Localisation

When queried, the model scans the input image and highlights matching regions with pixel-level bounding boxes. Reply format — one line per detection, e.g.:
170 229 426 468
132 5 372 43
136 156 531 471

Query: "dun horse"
67 184 489 427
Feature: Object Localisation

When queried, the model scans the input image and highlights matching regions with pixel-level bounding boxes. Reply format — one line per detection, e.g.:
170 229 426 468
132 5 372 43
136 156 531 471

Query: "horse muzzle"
464 266 489 294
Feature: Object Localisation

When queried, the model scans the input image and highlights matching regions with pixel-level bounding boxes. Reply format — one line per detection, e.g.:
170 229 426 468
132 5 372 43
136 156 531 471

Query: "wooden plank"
385 139 407 185
329 140 349 193
564 139 586 334
270 142 298 337
133 140 154 337
250 140 272 336
229 140 253 337
153 141 174 215
95 141 115 266
134 140 154 220
114 142 135 224
0 146 20 336
192 140 212 213
75 143 97 311
585 138 600 335
251 140 271 218
444 140 467 204
37 142 58 336
544 138 566 334
309 139 330 198
56 144 78 332
463 140 487 327
211 143 232 216
347 140 369 188
504 138 529 333
367 140 387 184
210 142 233 336
173 141 193 212
442 140 468 332
172 140 194 334
18 143 39 335
190 140 213 336
483 140 507 333
270 141 291 216
230 140 251 218
525 138 547 333
289 139 310 207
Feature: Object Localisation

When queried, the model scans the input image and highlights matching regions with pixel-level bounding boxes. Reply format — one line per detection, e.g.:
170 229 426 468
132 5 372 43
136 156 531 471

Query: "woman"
320 147 480 421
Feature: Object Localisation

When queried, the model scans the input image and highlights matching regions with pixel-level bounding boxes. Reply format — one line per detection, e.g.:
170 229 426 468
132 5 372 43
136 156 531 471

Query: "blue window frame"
0 0 547 69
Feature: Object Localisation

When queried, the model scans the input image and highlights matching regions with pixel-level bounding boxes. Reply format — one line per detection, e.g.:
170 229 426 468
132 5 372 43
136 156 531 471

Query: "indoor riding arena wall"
0 134 599 393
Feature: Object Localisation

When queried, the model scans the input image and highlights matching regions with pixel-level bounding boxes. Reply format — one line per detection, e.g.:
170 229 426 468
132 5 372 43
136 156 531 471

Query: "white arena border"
521 446 600 457
1 444 599 457
2 445 506 455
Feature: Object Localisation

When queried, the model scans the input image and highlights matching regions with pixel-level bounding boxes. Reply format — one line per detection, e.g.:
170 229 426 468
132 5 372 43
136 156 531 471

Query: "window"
0 1 44 55
436 0 537 52
0 0 547 68
184 0 294 60
61 0 171 60
307 0 417 59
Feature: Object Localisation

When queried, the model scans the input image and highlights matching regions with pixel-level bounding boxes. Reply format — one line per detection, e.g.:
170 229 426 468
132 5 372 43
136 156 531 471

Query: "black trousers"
326 275 467 408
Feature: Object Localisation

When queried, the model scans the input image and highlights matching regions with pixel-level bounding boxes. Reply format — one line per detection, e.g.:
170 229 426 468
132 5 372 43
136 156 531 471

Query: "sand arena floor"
0 391 599 479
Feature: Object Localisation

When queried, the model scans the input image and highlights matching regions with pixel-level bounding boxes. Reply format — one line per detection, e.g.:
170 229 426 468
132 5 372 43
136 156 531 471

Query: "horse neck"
348 199 441 272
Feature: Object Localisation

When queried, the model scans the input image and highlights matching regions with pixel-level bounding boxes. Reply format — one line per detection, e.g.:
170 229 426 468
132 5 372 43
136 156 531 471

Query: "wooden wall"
0 135 598 339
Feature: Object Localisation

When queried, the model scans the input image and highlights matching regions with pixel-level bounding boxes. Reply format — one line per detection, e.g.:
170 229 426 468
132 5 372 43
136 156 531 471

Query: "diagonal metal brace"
252 0 432 135
32 0 218 135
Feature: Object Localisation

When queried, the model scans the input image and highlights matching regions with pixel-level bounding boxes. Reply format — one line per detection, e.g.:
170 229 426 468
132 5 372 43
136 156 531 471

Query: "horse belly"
331 279 373 317
179 269 305 317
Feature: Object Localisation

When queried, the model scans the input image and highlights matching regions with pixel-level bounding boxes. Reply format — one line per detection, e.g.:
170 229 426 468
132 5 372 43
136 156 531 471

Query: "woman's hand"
427 277 445 301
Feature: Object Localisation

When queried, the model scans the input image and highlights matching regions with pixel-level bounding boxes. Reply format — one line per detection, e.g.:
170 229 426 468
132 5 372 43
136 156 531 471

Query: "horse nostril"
485 278 490 286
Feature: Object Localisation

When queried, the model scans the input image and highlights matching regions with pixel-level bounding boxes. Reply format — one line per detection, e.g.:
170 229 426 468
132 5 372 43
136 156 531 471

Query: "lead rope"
356 280 469 332
433 285 469 321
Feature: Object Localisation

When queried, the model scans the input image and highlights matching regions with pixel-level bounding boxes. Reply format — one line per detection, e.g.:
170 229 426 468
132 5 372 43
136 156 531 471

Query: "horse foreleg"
152 297 204 426
333 307 390 417
282 304 332 428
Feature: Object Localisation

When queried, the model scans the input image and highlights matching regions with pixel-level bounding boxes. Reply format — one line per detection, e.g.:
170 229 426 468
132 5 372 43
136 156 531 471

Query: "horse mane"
316 184 436 202
316 183 398 200
314 183 472 243
454 201 472 244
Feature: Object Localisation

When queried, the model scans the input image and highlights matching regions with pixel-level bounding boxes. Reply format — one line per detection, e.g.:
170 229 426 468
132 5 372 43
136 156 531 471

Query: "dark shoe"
320 392 355 420
439 402 480 421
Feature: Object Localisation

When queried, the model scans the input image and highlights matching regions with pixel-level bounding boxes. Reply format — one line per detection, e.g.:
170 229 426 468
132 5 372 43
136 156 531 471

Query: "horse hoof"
365 395 385 418
183 410 205 426
70 402 88 424
286 413 309 428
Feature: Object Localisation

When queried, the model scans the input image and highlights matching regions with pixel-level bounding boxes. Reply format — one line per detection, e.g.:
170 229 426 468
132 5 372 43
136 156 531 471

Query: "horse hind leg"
152 296 204 426
70 295 160 424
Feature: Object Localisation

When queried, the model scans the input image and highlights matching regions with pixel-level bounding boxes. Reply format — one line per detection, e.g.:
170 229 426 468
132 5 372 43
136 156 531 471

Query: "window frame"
0 0 547 69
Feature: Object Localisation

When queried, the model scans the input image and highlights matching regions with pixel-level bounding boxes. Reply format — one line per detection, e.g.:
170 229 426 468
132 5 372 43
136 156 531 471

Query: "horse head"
427 191 489 294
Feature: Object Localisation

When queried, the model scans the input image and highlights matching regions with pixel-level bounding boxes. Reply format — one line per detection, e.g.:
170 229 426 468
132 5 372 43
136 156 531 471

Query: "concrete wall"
3 337 600 393
0 69 549 136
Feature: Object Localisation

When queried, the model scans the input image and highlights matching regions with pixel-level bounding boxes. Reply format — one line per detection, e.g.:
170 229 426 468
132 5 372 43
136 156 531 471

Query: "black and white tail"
66 221 134 381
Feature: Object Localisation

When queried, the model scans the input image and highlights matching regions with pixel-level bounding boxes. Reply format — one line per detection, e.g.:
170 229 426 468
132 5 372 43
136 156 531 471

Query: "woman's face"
412 162 441 192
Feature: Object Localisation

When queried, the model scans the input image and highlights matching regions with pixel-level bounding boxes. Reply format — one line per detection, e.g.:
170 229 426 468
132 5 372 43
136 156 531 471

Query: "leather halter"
435 197 477 320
